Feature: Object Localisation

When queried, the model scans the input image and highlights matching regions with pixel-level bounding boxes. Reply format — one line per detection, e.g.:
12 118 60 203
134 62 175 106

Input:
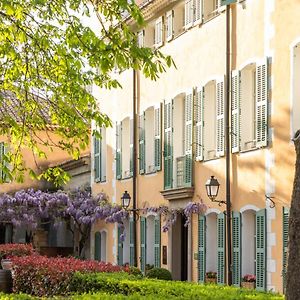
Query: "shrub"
128 266 143 277
205 271 217 279
146 268 172 280
11 255 125 297
0 244 35 260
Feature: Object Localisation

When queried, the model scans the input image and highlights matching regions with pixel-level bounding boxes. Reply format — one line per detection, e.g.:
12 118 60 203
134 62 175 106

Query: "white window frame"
154 16 163 48
184 0 194 29
166 10 174 42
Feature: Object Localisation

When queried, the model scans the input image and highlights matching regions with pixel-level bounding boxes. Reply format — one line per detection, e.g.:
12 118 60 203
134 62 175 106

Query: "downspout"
225 4 232 286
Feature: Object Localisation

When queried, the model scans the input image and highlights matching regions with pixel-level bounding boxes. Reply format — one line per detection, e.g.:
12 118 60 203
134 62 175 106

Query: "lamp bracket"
265 195 275 208
211 199 226 206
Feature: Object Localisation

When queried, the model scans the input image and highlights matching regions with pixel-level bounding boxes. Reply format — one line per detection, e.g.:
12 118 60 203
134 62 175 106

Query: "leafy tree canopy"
0 0 173 185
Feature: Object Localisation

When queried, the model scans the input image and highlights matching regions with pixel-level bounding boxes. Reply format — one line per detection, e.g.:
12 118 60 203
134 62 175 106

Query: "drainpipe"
225 4 232 286
133 69 138 267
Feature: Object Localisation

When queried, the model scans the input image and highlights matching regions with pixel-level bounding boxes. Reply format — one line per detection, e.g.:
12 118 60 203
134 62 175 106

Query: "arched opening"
241 210 255 277
100 231 107 262
206 213 217 274
146 215 155 267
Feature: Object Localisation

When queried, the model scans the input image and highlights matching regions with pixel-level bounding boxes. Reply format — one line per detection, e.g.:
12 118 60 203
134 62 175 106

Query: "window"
203 0 219 22
145 107 155 173
166 10 174 41
292 44 300 135
154 17 163 47
137 30 144 48
94 128 106 182
121 118 131 179
184 0 194 29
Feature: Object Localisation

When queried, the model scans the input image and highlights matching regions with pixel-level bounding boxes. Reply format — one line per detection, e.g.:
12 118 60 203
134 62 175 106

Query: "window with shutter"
217 213 226 285
185 0 194 29
130 119 133 177
94 136 101 182
282 207 289 293
195 87 204 161
117 226 123 266
256 58 269 148
154 104 162 171
198 215 206 283
154 215 161 268
94 232 101 261
255 209 266 291
155 17 163 47
216 78 225 157
166 11 174 41
140 217 147 273
184 90 193 186
194 0 203 23
129 217 135 266
232 212 241 287
116 123 122 180
231 71 241 153
0 142 9 183
139 113 145 174
164 101 173 189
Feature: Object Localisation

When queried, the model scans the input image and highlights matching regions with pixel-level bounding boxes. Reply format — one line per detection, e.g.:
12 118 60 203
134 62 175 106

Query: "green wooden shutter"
140 217 147 273
130 119 134 177
232 212 241 287
117 226 123 266
154 104 162 171
231 71 241 153
116 122 122 180
282 207 289 293
256 208 266 291
129 217 135 266
198 215 206 283
256 58 269 148
216 78 225 157
195 87 204 161
100 128 106 182
217 212 226 285
154 215 161 268
94 232 101 261
139 113 145 174
164 100 173 189
184 90 193 187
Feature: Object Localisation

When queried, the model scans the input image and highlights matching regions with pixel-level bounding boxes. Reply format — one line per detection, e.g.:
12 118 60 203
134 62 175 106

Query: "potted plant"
241 274 256 289
205 271 217 284
1 255 12 270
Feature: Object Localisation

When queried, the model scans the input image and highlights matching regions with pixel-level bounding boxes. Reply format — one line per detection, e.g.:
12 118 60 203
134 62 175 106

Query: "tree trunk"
286 130 300 300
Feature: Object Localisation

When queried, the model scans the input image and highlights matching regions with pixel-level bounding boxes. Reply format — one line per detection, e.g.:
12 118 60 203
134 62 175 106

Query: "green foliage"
146 267 172 280
0 0 174 185
69 272 283 300
128 266 143 277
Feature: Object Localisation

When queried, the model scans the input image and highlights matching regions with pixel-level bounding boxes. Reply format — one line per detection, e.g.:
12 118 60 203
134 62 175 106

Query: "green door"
198 215 206 283
140 217 147 273
95 232 101 261
117 226 123 266
232 212 241 287
154 215 161 268
256 209 266 291
217 213 226 285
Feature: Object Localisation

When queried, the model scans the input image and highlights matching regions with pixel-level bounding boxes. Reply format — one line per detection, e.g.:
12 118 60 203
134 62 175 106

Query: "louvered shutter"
184 90 193 186
140 217 147 273
94 232 101 261
166 10 174 41
154 215 161 268
100 128 106 182
185 0 194 28
216 78 225 156
256 209 266 291
164 100 173 189
155 17 163 46
94 136 101 182
194 0 203 23
129 217 135 266
231 71 241 153
255 58 269 148
116 122 122 180
130 119 134 177
217 212 226 285
282 207 289 293
232 212 241 287
154 104 162 171
198 215 206 283
139 113 145 174
195 87 204 161
117 226 123 266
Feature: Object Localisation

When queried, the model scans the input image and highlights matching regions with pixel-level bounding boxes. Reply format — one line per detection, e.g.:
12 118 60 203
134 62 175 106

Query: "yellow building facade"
91 0 299 293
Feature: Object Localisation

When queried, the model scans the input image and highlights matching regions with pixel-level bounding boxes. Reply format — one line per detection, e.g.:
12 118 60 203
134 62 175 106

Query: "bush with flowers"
11 255 127 297
242 274 256 283
0 244 35 260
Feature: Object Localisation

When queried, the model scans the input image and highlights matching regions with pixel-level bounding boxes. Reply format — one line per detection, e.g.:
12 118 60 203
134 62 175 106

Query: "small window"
93 127 106 182
203 0 219 22
166 11 174 41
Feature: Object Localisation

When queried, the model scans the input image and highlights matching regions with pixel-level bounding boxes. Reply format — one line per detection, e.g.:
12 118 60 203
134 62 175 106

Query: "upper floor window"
93 127 106 183
154 17 163 47
0 142 9 183
137 30 144 48
203 0 219 22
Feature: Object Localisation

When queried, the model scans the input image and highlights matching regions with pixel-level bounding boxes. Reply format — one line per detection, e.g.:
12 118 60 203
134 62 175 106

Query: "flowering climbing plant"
0 188 128 257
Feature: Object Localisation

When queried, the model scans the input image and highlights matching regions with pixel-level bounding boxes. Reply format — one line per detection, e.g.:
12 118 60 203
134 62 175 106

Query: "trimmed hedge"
69 272 283 300
146 268 172 280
